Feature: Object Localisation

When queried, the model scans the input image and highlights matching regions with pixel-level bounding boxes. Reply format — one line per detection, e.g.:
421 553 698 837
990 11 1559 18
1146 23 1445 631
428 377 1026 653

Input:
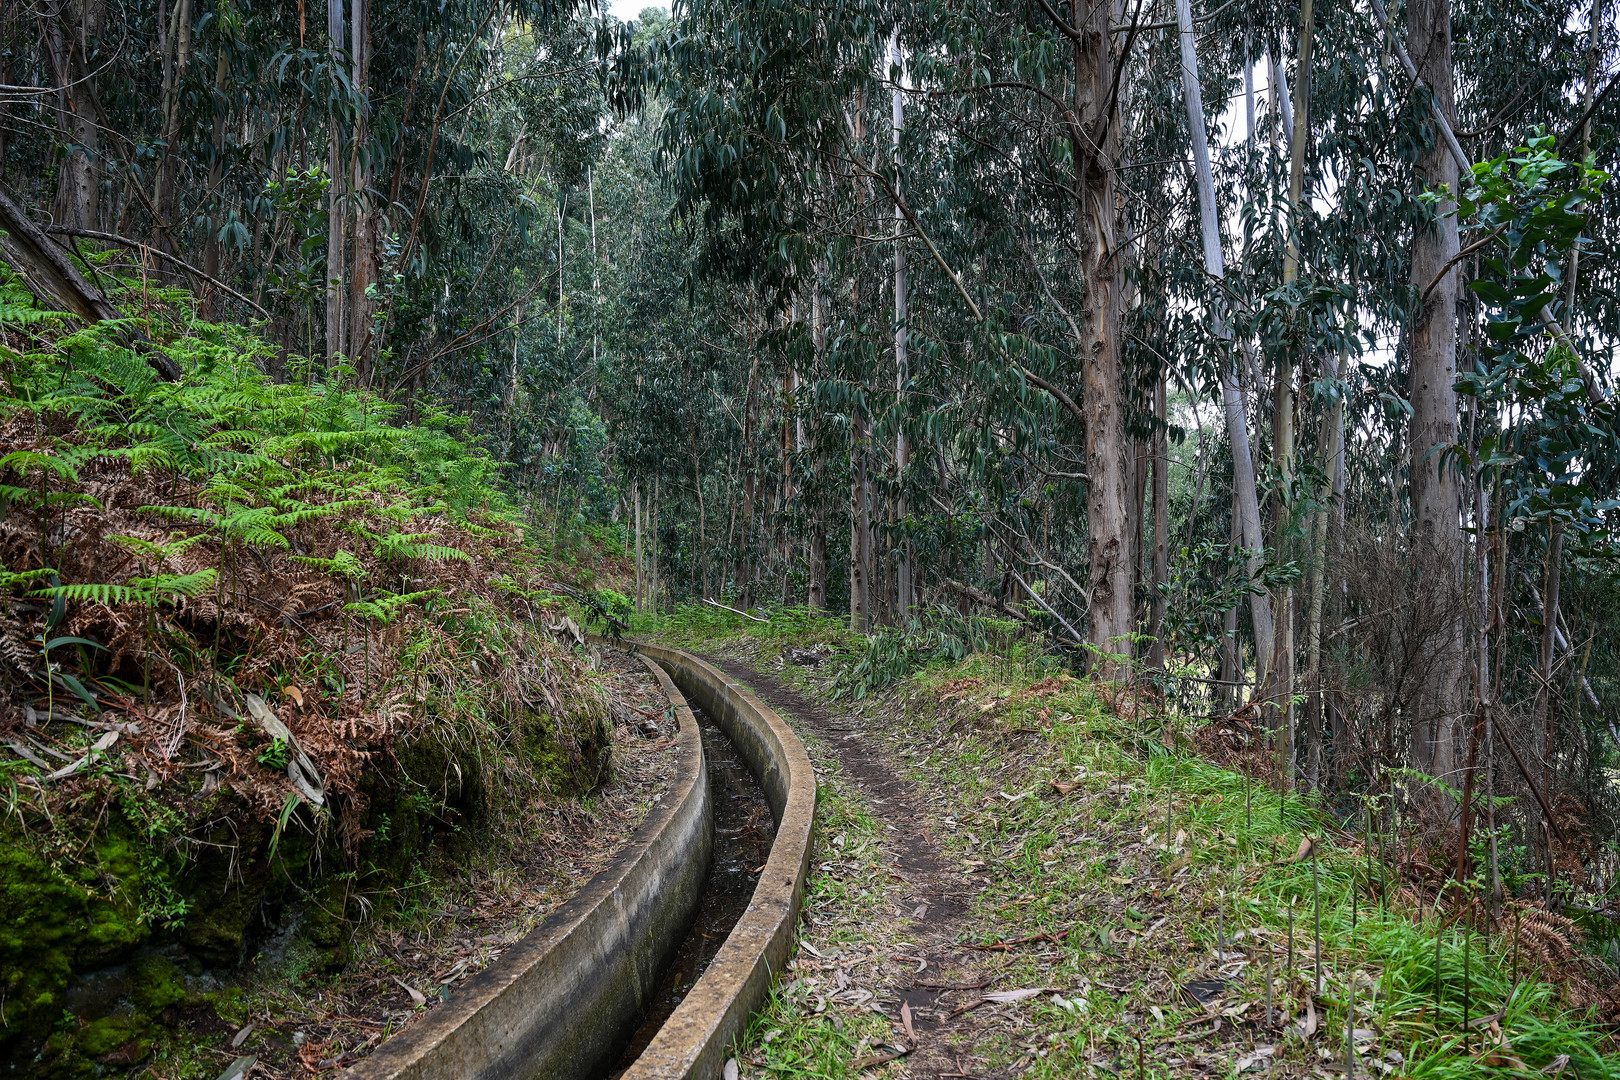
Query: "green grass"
739 741 900 1078
631 602 853 651
673 626 1620 1079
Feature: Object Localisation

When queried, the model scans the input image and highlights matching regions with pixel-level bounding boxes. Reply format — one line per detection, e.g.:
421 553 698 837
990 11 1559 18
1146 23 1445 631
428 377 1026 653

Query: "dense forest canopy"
2 0 1618 909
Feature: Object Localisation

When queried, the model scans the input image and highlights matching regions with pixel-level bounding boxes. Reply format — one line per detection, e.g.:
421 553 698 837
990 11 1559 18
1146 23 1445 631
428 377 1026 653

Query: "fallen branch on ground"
702 598 768 622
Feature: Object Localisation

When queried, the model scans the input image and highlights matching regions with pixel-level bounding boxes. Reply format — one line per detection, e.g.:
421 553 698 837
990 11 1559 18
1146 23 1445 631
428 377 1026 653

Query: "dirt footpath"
708 657 1006 1078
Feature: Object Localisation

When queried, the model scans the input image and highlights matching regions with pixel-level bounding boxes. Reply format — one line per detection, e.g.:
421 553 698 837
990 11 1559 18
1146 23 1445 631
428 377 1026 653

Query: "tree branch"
41 226 271 321
0 187 181 380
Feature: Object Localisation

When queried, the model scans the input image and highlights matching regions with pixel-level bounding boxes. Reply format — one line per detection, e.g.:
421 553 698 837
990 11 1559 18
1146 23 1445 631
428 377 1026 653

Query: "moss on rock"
129 954 184 1014
516 682 612 795
0 821 150 1056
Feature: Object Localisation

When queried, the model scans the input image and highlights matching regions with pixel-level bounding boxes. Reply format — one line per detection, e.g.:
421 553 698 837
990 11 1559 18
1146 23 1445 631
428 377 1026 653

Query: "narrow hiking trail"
698 647 1274 1080
705 656 1019 1077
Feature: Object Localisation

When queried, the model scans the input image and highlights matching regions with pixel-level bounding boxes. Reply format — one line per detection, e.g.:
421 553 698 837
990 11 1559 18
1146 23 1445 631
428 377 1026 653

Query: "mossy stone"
0 825 147 1055
303 880 354 972
516 688 611 794
75 1015 151 1059
129 953 185 1013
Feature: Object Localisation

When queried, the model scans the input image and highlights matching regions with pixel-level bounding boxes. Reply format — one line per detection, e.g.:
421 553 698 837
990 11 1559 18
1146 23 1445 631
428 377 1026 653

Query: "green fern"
34 569 217 608
0 290 63 328
107 532 209 561
373 531 472 564
0 450 80 484
266 499 366 528
140 504 218 526
290 549 367 579
0 566 57 591
344 589 432 625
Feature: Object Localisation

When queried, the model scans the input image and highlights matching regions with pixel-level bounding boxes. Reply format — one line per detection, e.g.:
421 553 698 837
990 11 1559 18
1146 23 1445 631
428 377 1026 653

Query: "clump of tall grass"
1155 754 1620 1077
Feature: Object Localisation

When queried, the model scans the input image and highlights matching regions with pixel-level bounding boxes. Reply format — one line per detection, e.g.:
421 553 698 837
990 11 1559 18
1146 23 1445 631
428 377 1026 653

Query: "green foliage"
372 532 473 565
256 737 293 771
828 610 997 701
290 549 368 579
33 570 218 608
345 590 434 626
592 587 634 624
1454 136 1619 548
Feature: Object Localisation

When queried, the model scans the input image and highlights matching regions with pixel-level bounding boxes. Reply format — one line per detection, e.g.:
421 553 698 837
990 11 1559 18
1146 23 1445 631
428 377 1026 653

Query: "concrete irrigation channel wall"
346 643 816 1080
623 642 817 1080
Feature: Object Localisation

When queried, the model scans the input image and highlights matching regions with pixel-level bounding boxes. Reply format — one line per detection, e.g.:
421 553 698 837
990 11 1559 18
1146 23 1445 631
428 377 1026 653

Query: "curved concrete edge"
623 641 818 1080
346 653 711 1080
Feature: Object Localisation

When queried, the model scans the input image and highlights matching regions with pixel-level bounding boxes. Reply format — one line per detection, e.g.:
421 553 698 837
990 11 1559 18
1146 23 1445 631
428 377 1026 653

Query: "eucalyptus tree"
0 0 612 397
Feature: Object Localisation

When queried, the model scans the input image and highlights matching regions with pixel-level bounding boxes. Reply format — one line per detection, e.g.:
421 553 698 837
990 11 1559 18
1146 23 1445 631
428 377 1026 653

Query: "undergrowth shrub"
827 609 999 700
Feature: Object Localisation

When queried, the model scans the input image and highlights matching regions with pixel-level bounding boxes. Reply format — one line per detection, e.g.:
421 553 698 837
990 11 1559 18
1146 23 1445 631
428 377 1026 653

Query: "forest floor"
640 614 1620 1080
179 647 680 1078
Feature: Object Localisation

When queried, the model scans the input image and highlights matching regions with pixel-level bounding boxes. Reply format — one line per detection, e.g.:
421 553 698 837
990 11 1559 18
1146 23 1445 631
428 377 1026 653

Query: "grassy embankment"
636 603 1620 1078
0 267 621 1074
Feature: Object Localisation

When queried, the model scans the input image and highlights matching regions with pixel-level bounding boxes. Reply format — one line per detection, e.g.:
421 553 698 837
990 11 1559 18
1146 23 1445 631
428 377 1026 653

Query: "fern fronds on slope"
33 569 218 607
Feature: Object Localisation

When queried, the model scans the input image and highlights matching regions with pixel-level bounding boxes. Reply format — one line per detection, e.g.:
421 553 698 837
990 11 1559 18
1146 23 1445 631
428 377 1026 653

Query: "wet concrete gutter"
346 654 711 1080
623 642 817 1080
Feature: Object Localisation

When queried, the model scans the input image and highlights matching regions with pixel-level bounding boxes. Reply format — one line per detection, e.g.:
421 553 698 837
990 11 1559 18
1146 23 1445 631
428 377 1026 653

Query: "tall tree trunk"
1177 0 1274 687
1326 356 1348 786
203 44 229 319
740 356 760 610
1303 345 1343 789
557 194 566 347
348 0 373 375
1281 0 1316 770
1271 0 1316 787
588 165 599 367
1132 429 1147 625
324 0 347 363
693 446 706 598
52 0 106 230
892 32 914 620
1566 0 1604 320
501 304 521 455
0 12 15 168
154 0 192 259
1243 35 1255 148
1535 521 1564 794
1076 0 1132 674
634 483 643 611
1407 0 1466 791
808 272 829 610
783 304 801 605
1221 493 1241 713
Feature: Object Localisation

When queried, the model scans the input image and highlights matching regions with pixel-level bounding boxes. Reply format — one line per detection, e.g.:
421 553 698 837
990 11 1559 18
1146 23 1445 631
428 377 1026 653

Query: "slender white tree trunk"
850 413 870 633
1177 0 1274 690
1406 0 1466 790
808 271 829 610
1272 0 1316 785
348 0 373 374
891 32 913 618
589 165 600 366
1566 0 1604 317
